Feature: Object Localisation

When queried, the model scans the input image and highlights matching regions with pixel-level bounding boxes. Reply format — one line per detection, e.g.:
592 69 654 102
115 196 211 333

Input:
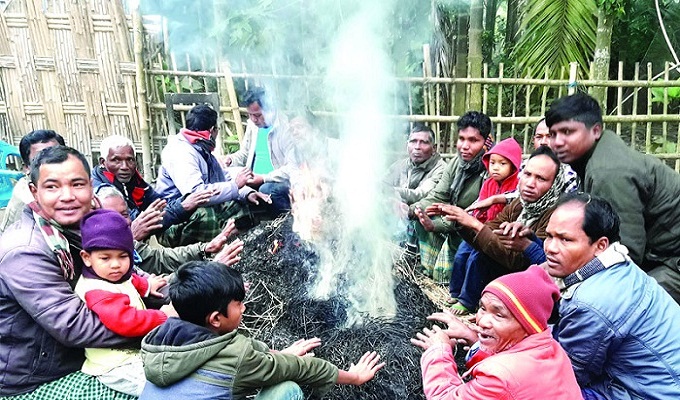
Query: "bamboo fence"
1 0 680 176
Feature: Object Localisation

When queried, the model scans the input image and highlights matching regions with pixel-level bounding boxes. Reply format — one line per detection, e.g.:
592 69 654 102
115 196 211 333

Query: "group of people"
1 89 679 400
389 93 680 398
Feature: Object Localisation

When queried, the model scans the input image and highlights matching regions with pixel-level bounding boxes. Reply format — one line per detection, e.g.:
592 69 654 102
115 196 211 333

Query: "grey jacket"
0 207 132 395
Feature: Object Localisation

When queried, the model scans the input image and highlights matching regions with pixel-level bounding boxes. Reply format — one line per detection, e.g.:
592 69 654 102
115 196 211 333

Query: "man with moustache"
543 193 680 399
546 92 680 303
0 146 136 398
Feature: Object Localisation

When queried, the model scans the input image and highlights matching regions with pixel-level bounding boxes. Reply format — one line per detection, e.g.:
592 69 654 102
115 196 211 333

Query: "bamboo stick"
631 63 639 150
220 61 245 142
616 61 623 137
646 63 653 153
132 4 153 179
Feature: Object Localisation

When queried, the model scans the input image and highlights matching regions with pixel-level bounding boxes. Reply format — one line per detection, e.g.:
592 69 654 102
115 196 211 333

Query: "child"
139 261 385 400
448 137 522 314
75 209 172 396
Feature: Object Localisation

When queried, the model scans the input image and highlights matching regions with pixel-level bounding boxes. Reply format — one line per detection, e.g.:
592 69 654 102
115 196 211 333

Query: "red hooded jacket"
473 137 522 223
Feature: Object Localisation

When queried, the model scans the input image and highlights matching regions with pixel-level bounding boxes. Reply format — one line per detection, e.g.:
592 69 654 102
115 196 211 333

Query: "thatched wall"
0 0 140 163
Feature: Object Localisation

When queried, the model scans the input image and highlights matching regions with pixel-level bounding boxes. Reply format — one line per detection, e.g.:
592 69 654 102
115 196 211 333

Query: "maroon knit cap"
81 209 134 259
482 265 560 335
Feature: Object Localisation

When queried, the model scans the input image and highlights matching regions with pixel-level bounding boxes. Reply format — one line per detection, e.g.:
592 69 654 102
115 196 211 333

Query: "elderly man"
411 266 581 399
156 104 269 246
546 92 680 303
387 123 447 205
544 193 680 399
224 87 295 215
0 129 64 233
428 146 569 315
410 111 491 283
0 146 135 398
92 135 214 245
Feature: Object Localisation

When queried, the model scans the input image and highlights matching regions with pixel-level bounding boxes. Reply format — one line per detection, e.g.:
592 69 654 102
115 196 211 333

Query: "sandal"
450 303 473 316
445 297 459 305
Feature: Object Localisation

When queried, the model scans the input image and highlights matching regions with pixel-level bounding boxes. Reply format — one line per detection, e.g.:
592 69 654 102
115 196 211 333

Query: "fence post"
132 5 154 179
568 62 578 95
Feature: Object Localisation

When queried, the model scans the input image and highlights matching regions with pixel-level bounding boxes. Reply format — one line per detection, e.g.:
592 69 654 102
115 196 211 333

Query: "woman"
411 266 582 399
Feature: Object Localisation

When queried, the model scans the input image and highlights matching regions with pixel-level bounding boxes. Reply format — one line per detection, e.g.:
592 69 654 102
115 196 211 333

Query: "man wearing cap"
412 266 581 399
544 193 680 399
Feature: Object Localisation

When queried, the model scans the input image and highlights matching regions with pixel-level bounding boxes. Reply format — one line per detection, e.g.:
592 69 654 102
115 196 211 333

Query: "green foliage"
650 80 680 104
650 134 677 154
596 0 626 16
510 0 598 79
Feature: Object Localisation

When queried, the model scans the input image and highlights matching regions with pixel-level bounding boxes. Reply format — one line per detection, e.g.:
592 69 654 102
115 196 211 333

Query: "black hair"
19 130 65 166
243 87 270 111
545 93 603 129
457 111 492 138
410 123 435 143
170 261 246 326
556 192 621 244
185 104 218 132
30 145 90 185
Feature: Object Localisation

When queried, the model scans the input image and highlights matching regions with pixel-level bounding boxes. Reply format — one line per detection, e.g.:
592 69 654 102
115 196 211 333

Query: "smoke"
142 0 434 325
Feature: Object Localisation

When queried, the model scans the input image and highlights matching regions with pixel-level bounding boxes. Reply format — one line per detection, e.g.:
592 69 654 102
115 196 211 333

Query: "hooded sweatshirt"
474 137 522 223
140 318 338 400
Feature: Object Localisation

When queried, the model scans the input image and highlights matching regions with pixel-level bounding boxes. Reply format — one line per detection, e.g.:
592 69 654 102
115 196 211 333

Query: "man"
93 135 214 245
409 111 491 282
546 92 680 303
386 123 447 205
431 146 569 314
224 87 295 215
411 266 581 399
544 193 680 399
155 104 269 246
0 129 63 233
0 146 136 398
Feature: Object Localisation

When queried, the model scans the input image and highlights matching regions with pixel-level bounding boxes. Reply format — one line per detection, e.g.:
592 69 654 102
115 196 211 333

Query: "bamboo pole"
132 5 153 179
631 63 639 150
646 63 653 153
616 61 623 137
663 61 669 144
220 61 245 142
568 62 578 95
496 63 503 139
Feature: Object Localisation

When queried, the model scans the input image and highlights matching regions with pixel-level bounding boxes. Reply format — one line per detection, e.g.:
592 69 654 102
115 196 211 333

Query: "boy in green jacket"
140 261 384 399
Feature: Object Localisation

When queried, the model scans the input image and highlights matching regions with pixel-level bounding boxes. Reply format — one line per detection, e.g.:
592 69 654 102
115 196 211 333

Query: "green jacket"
411 154 486 233
387 153 448 205
135 241 203 275
582 130 680 267
140 318 338 399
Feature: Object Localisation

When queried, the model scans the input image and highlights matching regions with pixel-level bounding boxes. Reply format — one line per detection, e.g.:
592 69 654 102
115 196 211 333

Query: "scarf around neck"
181 128 216 153
29 202 77 281
449 150 486 205
517 163 569 226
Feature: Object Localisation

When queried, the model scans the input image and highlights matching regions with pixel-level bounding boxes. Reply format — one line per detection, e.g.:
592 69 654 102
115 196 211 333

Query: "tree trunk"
483 0 497 63
504 0 519 55
592 7 614 103
454 11 469 115
468 0 484 111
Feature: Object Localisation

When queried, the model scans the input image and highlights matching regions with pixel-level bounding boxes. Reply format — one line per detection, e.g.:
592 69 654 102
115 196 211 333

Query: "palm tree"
510 0 598 79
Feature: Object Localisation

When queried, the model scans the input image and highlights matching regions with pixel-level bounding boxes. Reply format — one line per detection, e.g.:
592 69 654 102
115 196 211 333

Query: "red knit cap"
482 265 560 335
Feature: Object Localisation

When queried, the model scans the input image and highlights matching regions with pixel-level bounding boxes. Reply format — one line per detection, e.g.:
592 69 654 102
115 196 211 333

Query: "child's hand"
147 274 168 298
280 337 322 357
160 303 179 318
348 352 385 385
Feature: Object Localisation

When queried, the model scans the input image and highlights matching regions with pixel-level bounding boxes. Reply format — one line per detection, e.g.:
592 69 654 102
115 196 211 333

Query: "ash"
233 215 440 399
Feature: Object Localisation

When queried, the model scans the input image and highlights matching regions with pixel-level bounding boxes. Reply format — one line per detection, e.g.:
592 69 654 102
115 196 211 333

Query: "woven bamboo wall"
0 0 139 163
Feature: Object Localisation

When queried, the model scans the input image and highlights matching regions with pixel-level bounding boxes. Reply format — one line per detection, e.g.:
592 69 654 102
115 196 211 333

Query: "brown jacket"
459 198 555 272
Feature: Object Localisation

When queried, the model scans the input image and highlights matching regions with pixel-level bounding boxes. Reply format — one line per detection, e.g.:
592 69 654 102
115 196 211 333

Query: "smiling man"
412 266 581 399
544 193 680 399
546 92 680 304
0 146 135 398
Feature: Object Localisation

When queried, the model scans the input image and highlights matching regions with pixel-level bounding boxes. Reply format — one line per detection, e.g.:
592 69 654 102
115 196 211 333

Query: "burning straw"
233 215 450 400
